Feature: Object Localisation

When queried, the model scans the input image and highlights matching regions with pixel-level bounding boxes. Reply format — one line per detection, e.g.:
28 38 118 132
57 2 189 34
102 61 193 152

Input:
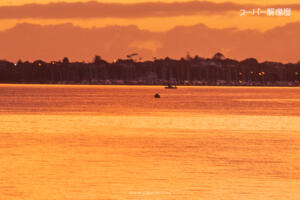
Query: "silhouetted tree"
94 55 103 65
212 52 225 60
63 57 69 64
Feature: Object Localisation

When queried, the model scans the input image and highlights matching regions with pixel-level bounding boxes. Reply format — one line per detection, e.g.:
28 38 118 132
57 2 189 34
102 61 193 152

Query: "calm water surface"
0 84 300 200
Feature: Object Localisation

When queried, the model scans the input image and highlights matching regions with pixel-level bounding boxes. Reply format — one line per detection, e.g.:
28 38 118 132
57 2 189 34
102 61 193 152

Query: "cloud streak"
0 1 298 19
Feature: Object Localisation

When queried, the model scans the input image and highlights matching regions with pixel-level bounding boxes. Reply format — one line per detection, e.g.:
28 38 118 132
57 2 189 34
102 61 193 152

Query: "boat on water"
154 93 161 98
165 84 177 89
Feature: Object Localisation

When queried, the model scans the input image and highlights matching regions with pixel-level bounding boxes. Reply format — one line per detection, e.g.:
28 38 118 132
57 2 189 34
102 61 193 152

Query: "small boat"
165 84 177 89
154 93 160 98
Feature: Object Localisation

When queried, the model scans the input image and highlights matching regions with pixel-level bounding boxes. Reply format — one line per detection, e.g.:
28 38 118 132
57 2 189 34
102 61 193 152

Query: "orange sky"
1 0 300 6
0 0 299 62
0 0 299 31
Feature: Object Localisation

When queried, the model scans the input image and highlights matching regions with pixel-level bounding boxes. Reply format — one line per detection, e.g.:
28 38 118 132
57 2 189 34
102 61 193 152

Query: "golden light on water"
0 85 300 199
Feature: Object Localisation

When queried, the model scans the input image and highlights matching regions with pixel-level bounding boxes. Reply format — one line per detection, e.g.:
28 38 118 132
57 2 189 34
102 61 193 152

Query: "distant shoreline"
1 53 300 87
1 82 300 87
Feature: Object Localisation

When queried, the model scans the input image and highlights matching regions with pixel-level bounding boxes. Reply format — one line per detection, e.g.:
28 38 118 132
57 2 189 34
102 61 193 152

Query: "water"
0 84 300 200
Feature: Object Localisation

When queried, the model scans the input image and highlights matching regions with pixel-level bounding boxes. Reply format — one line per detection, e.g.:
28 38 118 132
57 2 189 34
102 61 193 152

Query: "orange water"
0 84 300 200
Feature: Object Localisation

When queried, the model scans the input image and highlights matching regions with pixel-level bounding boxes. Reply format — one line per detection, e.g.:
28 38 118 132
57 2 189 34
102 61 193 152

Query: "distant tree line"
1 53 300 86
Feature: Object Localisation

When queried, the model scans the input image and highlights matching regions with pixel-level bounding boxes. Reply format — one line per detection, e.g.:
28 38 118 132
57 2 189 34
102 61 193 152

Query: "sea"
0 84 300 200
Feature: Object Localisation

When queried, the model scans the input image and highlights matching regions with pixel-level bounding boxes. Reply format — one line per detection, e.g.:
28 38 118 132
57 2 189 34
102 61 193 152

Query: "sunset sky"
0 0 299 62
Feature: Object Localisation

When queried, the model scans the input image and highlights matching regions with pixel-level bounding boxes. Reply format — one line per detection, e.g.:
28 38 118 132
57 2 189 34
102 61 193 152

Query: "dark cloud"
0 1 297 19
